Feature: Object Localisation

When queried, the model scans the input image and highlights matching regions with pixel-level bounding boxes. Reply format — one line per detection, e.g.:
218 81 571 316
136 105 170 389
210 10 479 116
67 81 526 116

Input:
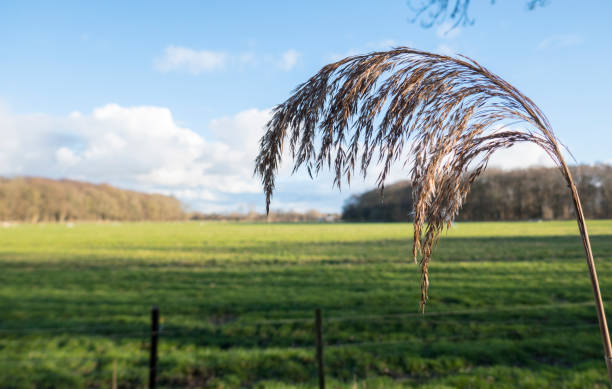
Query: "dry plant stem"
254 48 612 384
563 162 612 386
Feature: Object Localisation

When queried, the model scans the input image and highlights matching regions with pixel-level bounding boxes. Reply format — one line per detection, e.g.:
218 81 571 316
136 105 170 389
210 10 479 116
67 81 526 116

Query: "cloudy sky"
1 1 610 213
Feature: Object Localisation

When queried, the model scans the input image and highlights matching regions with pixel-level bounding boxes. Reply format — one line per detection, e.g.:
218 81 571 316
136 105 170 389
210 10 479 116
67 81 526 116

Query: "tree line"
0 177 186 222
342 164 612 222
190 209 339 223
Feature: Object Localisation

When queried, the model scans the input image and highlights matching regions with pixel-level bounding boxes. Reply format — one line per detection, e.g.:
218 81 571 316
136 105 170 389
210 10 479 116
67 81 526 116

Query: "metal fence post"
315 308 325 389
149 306 159 389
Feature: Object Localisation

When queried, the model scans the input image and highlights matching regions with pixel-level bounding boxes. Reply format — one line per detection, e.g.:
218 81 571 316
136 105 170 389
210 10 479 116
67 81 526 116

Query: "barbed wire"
0 356 145 363
0 325 150 334
0 300 599 335
158 319 598 337
324 322 601 350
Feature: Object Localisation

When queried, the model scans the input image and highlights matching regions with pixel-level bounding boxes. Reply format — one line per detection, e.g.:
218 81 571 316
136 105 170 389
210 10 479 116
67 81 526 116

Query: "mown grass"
1 221 612 388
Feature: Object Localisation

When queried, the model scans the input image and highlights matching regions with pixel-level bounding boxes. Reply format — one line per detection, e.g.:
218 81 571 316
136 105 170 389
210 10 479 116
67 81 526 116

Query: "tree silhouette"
408 0 549 29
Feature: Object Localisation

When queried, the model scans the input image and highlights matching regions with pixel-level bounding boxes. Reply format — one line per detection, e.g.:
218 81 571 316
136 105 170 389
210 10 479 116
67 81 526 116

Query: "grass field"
2 221 612 388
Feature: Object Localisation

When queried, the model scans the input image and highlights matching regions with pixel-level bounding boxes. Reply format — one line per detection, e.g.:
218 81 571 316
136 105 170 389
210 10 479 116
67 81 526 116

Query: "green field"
2 221 612 388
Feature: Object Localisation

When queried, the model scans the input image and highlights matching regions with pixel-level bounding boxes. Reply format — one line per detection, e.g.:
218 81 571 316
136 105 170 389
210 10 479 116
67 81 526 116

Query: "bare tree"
408 0 549 29
254 47 612 384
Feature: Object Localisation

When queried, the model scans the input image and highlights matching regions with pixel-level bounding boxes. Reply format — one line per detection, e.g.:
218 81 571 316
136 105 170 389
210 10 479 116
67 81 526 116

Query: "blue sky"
0 1 610 213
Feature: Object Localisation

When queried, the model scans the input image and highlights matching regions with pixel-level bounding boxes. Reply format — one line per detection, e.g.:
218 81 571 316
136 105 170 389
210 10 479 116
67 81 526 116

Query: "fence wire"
0 300 598 334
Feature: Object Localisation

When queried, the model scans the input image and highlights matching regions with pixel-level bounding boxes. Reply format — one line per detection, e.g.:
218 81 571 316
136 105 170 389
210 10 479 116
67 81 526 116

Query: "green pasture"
1 221 612 388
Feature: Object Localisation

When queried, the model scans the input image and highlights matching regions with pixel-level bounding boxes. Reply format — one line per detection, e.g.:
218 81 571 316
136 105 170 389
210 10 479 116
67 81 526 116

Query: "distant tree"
0 177 187 222
408 0 548 29
342 165 612 222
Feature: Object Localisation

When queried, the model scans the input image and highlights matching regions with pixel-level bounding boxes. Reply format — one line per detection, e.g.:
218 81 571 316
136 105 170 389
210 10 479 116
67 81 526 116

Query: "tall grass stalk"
254 47 612 384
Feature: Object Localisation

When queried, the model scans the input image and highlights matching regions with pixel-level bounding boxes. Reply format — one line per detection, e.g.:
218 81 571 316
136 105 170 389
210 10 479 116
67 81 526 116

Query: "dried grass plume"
254 47 573 312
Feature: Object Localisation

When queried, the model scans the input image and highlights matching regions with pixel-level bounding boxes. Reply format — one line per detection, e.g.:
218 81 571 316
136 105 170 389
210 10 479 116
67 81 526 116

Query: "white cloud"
209 108 270 148
436 22 462 39
0 98 568 214
155 46 228 74
158 188 218 202
328 39 405 62
0 104 279 212
374 39 397 48
278 49 300 71
537 34 583 50
436 44 457 56
155 46 302 74
238 51 256 65
487 142 555 170
56 147 80 166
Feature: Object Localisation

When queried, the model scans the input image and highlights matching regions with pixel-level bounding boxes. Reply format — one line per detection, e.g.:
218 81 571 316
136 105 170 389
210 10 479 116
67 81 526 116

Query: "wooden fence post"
149 306 159 389
315 308 325 389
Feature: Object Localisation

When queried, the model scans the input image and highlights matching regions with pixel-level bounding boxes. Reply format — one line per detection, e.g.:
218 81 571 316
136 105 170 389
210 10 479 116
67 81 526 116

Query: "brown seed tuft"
254 48 570 312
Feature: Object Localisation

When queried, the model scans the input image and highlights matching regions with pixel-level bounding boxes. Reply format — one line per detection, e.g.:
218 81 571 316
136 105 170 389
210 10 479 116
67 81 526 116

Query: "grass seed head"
254 47 570 312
